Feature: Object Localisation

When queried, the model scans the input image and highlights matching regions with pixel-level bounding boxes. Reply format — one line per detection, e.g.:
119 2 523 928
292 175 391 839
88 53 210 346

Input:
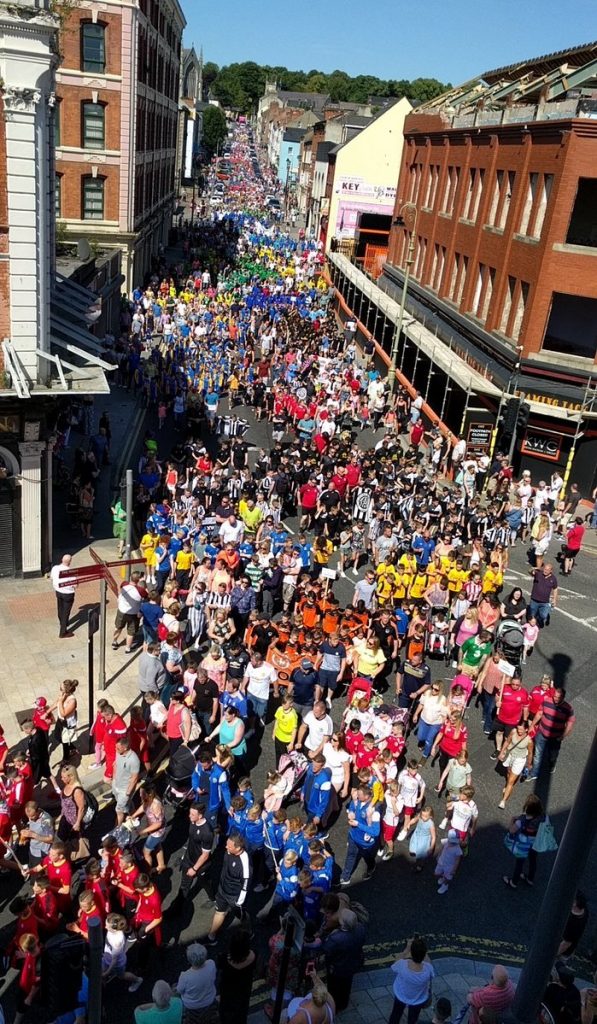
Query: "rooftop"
412 39 597 130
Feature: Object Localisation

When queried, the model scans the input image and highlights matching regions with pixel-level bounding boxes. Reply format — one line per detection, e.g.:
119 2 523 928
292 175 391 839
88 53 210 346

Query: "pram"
425 609 451 664
494 618 525 667
163 743 199 811
277 750 309 804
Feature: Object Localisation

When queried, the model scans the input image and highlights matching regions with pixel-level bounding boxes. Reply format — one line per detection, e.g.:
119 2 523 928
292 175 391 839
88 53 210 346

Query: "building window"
542 292 597 359
430 243 446 291
423 165 440 209
81 22 106 74
511 281 529 340
82 102 105 149
463 168 484 222
55 174 62 218
440 166 459 216
470 263 495 322
82 176 104 219
565 178 597 247
499 276 516 335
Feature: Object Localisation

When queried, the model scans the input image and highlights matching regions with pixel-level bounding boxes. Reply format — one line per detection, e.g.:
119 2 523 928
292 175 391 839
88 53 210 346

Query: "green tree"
305 72 328 94
202 105 228 158
407 78 447 103
202 61 219 96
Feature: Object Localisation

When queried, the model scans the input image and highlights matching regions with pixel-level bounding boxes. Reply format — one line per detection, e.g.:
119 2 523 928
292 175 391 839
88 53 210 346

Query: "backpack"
82 788 99 826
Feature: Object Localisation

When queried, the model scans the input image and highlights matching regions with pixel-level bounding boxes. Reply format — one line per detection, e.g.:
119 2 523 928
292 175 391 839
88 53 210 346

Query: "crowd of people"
2 122 592 1024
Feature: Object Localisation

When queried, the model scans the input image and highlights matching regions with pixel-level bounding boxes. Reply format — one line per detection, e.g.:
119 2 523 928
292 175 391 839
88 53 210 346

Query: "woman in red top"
133 873 162 967
563 517 585 575
431 712 468 777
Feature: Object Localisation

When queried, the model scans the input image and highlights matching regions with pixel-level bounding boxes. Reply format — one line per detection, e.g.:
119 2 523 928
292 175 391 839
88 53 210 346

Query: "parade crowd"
1 123 593 1024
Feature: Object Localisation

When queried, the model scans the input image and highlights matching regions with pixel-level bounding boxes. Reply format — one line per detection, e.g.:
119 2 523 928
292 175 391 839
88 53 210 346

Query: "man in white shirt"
219 514 244 546
410 391 424 424
242 652 277 725
50 553 76 638
112 571 144 654
299 702 333 758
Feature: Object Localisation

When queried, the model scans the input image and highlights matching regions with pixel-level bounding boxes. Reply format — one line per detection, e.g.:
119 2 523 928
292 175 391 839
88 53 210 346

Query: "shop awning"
329 252 501 398
50 276 114 377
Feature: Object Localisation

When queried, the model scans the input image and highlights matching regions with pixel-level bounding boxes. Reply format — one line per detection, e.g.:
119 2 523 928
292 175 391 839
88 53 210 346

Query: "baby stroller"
426 609 451 664
163 744 199 811
278 750 309 804
494 618 525 668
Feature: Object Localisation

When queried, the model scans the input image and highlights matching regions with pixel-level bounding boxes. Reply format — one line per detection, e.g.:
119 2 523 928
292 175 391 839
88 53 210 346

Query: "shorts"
113 523 127 541
214 893 236 915
112 787 132 814
503 755 527 776
403 805 416 818
382 822 398 843
248 694 268 721
318 669 339 692
144 834 164 852
282 582 296 605
115 610 138 635
562 546 579 560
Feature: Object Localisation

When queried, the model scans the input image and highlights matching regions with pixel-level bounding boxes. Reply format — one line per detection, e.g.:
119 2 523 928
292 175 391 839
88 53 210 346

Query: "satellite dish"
77 238 92 261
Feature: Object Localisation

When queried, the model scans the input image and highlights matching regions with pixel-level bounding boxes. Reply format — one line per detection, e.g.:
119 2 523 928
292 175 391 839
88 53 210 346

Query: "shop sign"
520 430 561 462
467 421 493 453
337 177 397 202
516 390 583 412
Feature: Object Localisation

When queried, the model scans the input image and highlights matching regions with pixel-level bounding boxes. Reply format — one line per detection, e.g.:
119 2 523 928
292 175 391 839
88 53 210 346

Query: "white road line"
505 569 591 601
504 569 597 633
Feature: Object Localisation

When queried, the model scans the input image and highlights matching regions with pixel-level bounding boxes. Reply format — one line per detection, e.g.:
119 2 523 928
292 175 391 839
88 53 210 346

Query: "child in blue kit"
237 777 254 809
227 795 247 837
297 868 323 925
263 809 286 875
256 850 299 921
244 804 266 889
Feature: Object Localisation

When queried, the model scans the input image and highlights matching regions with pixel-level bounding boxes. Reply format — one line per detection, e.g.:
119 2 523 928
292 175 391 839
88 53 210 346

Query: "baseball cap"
34 697 48 709
301 658 313 670
448 829 460 844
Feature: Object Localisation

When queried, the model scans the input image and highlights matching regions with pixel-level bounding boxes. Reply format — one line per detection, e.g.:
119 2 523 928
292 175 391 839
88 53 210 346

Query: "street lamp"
388 202 418 395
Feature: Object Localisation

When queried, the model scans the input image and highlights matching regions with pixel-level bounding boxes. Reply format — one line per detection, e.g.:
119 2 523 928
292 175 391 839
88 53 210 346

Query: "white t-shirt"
51 563 75 595
303 711 333 752
245 662 277 701
323 741 351 788
450 798 478 833
398 770 424 807
219 521 244 545
117 583 143 615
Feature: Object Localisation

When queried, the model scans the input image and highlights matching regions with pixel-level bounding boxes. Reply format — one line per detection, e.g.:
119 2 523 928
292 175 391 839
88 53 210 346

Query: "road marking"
504 569 597 633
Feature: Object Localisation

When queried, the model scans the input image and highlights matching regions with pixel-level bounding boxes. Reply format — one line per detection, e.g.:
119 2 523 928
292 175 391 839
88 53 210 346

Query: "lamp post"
560 376 596 498
388 202 418 395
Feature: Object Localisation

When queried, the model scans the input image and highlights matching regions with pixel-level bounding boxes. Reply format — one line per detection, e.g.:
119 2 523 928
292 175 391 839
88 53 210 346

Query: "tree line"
203 60 449 113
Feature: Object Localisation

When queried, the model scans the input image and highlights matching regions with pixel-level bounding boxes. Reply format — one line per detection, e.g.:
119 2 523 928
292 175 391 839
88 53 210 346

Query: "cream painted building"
326 97 412 252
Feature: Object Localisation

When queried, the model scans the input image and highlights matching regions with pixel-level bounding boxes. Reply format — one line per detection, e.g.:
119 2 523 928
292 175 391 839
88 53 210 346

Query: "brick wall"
56 85 121 151
58 163 120 222
387 117 597 362
60 10 122 76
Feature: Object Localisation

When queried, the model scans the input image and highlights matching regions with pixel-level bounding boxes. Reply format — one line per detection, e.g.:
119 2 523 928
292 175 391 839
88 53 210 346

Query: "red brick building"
328 42 597 489
56 0 185 293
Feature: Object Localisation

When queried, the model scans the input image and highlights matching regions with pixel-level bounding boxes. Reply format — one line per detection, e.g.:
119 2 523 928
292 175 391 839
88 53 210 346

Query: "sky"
181 0 597 85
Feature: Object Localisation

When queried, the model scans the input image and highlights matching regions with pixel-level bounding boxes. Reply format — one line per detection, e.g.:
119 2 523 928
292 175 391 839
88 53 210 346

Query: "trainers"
381 850 392 861
377 847 385 858
352 567 359 575
339 878 351 886
363 869 375 880
498 800 506 809
397 829 407 842
523 775 538 783
490 752 498 761
204 935 218 946
439 818 448 830
437 883 449 895
128 977 143 993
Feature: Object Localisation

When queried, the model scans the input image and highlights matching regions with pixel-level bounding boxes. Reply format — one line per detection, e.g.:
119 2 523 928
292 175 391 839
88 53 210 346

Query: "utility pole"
388 203 418 395
87 917 103 1024
513 727 597 1024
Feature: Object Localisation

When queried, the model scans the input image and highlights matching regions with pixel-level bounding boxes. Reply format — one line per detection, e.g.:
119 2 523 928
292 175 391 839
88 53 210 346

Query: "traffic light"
516 401 531 431
503 397 520 434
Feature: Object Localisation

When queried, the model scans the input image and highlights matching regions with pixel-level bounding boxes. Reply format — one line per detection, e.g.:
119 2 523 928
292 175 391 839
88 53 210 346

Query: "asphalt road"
1 385 595 1020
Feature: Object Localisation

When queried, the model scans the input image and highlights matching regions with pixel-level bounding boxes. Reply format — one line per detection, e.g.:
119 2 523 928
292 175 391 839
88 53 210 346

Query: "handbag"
533 816 558 853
